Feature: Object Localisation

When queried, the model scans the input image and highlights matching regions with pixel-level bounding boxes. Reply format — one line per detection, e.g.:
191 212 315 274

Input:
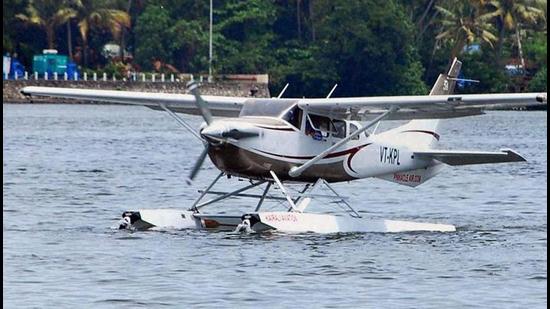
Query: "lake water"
3 104 547 308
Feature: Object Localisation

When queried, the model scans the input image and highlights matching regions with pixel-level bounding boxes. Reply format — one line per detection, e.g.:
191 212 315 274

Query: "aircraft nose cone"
200 123 226 140
200 122 261 141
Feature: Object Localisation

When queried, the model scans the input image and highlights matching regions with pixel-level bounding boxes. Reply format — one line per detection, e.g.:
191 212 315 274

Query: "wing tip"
500 148 527 162
20 87 32 96
536 93 547 103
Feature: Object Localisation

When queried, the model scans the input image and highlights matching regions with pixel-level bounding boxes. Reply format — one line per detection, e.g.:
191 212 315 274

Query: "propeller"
186 81 213 184
187 145 210 184
184 81 260 184
187 81 213 125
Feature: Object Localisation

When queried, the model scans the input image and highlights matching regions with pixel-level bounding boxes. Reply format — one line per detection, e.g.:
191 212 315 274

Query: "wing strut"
159 104 202 141
288 106 399 178
269 171 299 212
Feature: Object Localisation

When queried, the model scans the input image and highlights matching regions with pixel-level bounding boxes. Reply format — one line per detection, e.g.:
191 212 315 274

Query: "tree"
16 0 77 49
528 65 547 91
3 0 27 53
309 0 428 96
134 4 173 70
487 0 546 68
75 0 131 66
170 19 210 72
434 1 498 62
214 0 279 74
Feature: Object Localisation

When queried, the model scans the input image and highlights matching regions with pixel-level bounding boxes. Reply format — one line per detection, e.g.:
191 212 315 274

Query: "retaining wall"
3 80 270 103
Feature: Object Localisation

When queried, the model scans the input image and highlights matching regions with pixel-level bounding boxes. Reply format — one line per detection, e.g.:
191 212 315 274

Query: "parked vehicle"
32 49 79 79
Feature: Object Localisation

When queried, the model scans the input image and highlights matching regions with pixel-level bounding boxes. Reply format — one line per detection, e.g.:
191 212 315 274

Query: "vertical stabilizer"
430 58 462 95
402 58 462 148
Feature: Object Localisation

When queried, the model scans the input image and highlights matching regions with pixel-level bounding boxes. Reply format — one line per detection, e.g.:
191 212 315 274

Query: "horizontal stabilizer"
413 148 526 166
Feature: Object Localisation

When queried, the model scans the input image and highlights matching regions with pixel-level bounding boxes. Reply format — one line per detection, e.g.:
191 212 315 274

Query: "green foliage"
523 32 547 67
214 0 279 74
459 52 510 93
292 0 428 96
5 0 548 97
170 19 209 72
102 61 128 78
134 5 174 70
528 66 547 92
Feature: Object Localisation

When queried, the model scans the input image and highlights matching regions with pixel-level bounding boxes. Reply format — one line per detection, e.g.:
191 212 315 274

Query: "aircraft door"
305 114 335 141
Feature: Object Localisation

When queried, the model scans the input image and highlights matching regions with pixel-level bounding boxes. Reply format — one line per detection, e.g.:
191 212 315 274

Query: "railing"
3 72 269 83
3 71 198 83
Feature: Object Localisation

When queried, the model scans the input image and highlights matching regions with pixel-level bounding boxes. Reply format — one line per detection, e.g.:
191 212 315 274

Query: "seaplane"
20 58 547 233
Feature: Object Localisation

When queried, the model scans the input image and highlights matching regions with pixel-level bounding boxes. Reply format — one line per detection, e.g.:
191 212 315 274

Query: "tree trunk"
415 0 437 42
515 26 526 76
495 19 506 65
46 25 55 49
120 29 125 61
297 0 302 40
83 38 88 67
308 0 315 41
416 0 435 32
425 39 439 79
450 38 465 61
67 21 73 60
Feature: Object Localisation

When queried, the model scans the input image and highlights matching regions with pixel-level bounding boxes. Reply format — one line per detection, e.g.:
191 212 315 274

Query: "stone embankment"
3 79 270 103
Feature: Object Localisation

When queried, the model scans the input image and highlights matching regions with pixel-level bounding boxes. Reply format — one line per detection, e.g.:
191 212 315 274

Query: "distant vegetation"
3 0 547 96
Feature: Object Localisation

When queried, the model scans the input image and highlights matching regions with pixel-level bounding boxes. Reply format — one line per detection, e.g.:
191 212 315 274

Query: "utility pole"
208 0 213 82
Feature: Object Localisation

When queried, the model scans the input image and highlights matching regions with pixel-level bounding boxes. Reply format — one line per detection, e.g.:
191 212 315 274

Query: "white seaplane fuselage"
202 110 441 186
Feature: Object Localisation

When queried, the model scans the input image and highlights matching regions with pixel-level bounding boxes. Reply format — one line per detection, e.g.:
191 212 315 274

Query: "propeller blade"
187 145 210 184
187 81 213 125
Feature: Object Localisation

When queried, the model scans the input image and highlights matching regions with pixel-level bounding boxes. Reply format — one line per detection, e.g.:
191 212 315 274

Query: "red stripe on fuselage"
255 125 295 132
400 130 440 141
254 143 372 161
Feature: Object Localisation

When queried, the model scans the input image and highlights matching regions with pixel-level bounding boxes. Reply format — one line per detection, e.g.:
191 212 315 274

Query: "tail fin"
402 58 462 148
429 58 462 95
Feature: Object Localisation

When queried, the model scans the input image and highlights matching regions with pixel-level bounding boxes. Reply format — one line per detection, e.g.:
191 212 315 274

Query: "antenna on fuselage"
326 84 338 98
277 83 290 98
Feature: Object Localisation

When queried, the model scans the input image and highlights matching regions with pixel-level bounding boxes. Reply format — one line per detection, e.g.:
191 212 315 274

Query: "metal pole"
255 182 272 212
190 172 224 211
195 181 267 209
208 0 213 82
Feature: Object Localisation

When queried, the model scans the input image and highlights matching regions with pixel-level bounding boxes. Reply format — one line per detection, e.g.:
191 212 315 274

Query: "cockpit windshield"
282 106 303 129
239 99 297 117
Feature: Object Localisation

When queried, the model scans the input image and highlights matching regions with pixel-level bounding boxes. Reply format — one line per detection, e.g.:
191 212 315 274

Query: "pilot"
305 121 322 140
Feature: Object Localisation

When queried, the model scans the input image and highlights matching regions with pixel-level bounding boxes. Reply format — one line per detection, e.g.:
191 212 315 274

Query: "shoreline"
3 79 270 104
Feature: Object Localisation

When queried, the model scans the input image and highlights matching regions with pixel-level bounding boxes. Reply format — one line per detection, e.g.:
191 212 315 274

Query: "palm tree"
487 0 546 68
16 0 77 49
75 0 131 66
435 1 498 61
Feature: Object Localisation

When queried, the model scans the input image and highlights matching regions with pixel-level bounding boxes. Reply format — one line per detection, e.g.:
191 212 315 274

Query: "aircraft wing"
413 149 526 166
19 86 247 117
297 92 547 120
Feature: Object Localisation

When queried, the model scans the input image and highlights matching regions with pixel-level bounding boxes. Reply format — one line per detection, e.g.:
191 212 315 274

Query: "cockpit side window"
305 114 346 140
349 123 360 140
307 114 335 137
332 120 346 138
282 106 302 129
